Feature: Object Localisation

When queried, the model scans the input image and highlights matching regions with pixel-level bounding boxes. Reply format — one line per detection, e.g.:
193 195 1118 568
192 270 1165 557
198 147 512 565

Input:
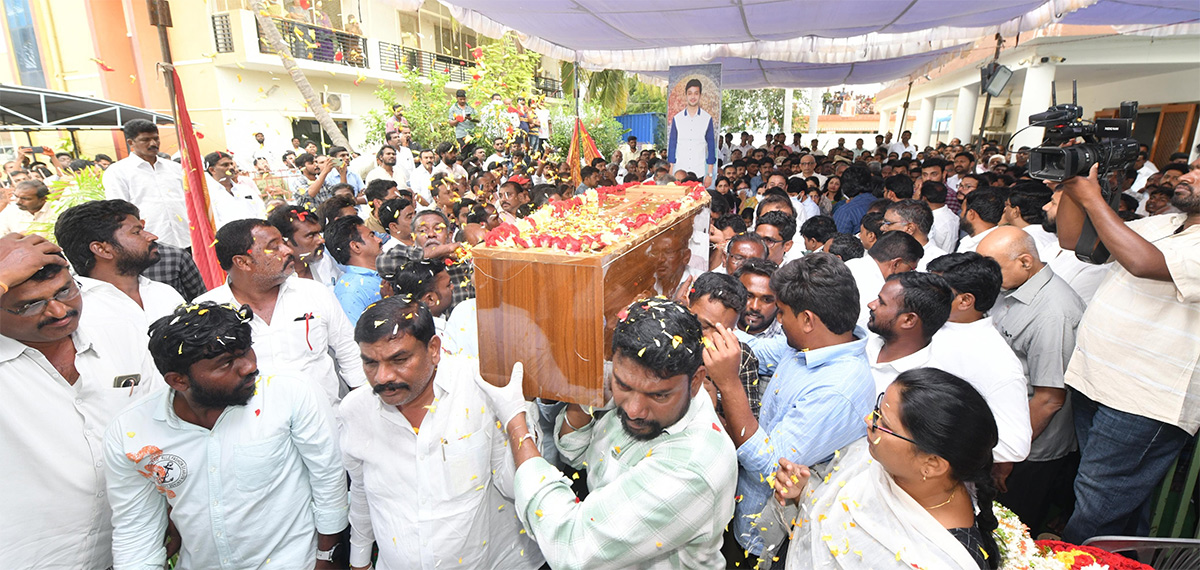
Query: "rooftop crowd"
0 100 1197 568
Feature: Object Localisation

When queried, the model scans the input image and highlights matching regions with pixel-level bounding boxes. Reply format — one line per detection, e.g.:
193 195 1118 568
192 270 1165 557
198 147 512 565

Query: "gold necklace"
925 486 958 510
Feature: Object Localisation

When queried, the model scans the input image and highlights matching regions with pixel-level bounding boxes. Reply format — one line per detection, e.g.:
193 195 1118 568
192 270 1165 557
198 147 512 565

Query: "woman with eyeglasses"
764 367 1000 569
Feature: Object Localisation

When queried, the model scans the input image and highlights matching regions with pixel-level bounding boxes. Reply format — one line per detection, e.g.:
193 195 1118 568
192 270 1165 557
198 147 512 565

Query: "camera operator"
1056 163 1200 544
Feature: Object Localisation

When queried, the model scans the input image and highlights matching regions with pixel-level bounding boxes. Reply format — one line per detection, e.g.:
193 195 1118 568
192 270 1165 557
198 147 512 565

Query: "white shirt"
104 154 190 249
409 165 434 205
945 174 961 192
443 297 478 361
337 356 543 570
79 275 185 334
196 276 366 404
366 165 408 189
916 240 948 271
845 256 886 330
396 146 416 180
206 175 268 231
956 225 997 253
1046 250 1111 305
865 333 934 395
928 205 960 253
308 253 343 289
0 204 55 236
0 320 162 569
432 161 468 182
931 319 1033 463
105 377 348 569
887 141 918 156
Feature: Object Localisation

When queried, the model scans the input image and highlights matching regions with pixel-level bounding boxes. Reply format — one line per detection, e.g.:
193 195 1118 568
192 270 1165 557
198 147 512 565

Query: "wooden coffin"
472 184 709 406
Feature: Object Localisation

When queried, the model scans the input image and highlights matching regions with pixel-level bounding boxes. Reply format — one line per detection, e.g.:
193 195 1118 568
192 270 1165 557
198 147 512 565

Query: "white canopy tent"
431 0 1199 87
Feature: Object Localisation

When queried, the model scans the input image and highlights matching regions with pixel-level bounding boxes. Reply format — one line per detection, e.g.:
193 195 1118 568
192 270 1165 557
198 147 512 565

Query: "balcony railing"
212 14 234 53
256 17 368 69
534 76 563 98
379 41 475 83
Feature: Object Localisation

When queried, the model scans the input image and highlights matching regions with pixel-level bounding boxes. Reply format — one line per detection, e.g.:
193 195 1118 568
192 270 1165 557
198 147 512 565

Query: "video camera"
1027 80 1140 264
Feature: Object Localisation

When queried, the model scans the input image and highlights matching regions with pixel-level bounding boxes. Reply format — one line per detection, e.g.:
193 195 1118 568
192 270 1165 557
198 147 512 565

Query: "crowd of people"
0 109 1197 569
822 89 876 116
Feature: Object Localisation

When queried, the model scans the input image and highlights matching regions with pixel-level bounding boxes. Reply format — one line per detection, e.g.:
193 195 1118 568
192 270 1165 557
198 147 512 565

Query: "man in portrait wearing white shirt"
204 151 268 231
927 252 1033 465
56 199 185 332
105 302 348 569
337 298 543 570
668 78 717 186
0 235 163 569
196 219 366 405
104 119 190 250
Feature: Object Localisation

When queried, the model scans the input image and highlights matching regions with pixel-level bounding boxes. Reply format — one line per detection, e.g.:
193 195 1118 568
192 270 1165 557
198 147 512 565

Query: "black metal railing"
212 14 234 53
257 17 367 69
378 41 475 82
534 75 563 98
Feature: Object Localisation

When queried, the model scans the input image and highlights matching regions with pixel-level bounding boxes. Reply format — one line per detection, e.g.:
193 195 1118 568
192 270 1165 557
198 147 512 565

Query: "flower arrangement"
993 504 1151 570
481 181 707 253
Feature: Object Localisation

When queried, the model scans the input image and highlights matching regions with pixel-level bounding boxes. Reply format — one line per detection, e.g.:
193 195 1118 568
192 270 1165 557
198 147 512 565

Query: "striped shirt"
1065 214 1200 434
736 331 874 554
513 392 737 569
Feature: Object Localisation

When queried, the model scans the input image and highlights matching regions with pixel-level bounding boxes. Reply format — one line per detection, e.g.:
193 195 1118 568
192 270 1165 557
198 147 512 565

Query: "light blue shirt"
334 265 383 325
327 169 364 194
734 329 874 554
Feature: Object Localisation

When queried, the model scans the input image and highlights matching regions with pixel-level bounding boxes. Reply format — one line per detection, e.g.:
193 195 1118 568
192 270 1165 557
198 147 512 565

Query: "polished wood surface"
474 184 708 405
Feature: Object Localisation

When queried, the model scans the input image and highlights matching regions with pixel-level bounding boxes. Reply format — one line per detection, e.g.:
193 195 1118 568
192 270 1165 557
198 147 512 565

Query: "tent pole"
897 81 913 136
573 58 580 121
976 33 1004 151
69 129 80 158
151 0 181 150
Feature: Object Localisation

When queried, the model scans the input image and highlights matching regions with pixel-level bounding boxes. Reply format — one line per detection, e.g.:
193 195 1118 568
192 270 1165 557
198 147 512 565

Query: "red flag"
170 71 225 288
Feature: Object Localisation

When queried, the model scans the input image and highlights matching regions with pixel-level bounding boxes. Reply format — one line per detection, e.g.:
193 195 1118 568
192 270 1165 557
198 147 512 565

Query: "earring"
922 473 927 481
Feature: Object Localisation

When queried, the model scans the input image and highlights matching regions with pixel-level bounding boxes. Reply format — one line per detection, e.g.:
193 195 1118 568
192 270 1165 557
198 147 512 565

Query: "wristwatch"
316 543 341 562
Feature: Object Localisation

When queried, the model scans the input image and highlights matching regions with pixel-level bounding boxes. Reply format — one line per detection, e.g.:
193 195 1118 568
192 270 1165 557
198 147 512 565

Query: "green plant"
26 166 107 242
362 84 401 146
394 65 456 149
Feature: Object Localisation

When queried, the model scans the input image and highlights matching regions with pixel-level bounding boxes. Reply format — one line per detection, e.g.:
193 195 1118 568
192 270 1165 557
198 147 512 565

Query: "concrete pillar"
1010 61 1057 150
783 88 794 134
914 97 936 150
952 85 979 144
878 110 890 135
808 88 820 135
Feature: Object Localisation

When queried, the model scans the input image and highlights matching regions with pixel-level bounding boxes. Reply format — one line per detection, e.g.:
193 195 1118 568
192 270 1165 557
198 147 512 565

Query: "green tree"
363 66 456 150
560 63 629 116
721 89 784 133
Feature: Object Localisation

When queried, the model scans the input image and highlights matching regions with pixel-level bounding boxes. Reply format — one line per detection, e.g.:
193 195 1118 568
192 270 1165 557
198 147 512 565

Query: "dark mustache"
37 309 79 329
373 382 410 394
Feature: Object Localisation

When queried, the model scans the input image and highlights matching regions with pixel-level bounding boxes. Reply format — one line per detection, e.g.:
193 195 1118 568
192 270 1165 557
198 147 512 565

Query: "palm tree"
250 1 353 151
561 63 628 116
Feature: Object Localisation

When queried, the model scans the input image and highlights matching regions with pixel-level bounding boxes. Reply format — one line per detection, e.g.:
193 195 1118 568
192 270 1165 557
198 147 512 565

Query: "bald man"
977 226 1085 534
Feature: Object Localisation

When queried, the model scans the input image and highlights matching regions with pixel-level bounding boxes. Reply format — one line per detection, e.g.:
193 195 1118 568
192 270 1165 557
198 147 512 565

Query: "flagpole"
150 0 180 142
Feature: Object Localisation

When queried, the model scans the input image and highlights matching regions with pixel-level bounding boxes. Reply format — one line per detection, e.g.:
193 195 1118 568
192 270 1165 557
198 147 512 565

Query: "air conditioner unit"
984 108 1008 131
321 92 351 114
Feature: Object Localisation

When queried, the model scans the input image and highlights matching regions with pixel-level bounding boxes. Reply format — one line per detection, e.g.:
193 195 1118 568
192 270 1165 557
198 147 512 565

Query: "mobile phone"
19 146 39 153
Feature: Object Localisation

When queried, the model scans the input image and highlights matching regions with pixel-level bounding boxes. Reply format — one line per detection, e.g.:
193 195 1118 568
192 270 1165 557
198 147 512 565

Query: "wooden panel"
474 184 707 406
1152 103 1198 166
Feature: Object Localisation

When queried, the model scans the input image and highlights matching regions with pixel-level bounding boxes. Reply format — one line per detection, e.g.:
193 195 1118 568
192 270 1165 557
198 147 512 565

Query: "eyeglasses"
869 392 919 445
3 280 82 317
758 235 784 245
880 219 907 229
